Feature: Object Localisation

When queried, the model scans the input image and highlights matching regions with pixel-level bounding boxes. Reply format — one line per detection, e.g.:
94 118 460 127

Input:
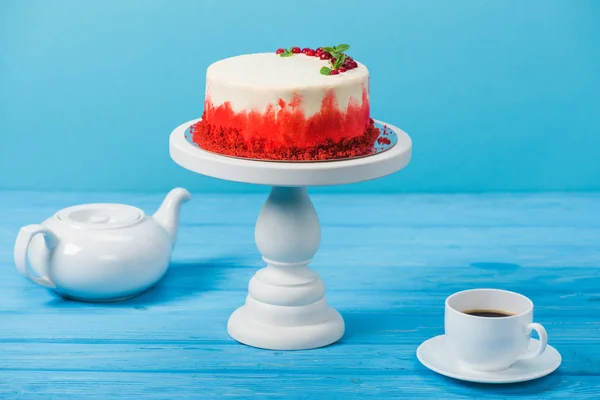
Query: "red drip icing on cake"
192 88 380 160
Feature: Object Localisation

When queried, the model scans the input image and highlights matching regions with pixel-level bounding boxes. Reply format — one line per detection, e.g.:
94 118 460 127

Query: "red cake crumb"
377 136 392 146
191 87 379 161
191 117 380 161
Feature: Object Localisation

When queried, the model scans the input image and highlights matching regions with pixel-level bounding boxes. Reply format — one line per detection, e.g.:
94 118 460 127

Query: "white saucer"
416 335 562 384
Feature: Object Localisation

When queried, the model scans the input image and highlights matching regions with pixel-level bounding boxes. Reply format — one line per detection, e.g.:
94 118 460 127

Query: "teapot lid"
56 204 144 230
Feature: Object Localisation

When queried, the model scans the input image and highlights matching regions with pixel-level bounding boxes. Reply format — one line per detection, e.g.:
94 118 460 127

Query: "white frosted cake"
191 45 380 160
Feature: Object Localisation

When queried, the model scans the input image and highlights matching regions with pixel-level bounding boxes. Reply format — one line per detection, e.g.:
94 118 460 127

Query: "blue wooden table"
0 191 599 399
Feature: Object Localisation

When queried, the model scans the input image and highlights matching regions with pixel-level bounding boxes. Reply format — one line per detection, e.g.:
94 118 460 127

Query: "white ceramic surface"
445 289 548 372
228 186 344 350
417 335 561 384
170 118 412 350
14 188 191 302
169 118 412 187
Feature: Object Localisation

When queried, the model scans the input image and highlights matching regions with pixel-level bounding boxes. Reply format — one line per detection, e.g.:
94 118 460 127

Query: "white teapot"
14 188 191 302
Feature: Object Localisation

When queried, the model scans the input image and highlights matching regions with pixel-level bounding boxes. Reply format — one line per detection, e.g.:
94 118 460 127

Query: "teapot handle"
14 224 58 289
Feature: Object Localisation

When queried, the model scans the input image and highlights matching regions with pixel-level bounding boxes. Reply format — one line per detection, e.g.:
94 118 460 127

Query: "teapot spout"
153 188 191 247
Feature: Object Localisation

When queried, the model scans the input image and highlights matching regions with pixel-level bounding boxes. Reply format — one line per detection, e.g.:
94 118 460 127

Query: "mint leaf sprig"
333 53 347 70
320 66 332 75
322 44 350 58
319 44 351 75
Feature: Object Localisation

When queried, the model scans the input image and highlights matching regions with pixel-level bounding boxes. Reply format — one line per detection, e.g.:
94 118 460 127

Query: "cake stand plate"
169 118 412 350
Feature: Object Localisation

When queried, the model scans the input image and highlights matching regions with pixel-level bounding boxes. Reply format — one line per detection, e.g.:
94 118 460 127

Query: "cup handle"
14 224 58 289
518 322 548 360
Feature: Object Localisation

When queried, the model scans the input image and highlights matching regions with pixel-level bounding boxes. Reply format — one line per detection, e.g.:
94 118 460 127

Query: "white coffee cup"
445 288 548 372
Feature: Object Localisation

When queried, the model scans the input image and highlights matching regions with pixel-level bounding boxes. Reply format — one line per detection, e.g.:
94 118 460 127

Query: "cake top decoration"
275 44 358 76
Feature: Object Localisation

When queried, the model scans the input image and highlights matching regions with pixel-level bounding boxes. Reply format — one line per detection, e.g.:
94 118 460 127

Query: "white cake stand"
169 118 412 350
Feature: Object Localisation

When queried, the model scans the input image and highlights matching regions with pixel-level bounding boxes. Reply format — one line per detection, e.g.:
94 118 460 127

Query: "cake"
191 45 381 161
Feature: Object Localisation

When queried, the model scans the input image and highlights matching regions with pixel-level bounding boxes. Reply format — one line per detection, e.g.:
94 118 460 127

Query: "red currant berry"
345 60 357 69
301 48 313 54
338 67 347 73
320 52 332 60
330 69 340 75
305 49 316 56
276 48 285 54
316 47 323 52
330 58 336 64
292 47 301 54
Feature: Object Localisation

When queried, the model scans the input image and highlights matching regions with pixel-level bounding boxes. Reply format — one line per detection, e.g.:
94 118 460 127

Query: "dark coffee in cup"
462 309 515 318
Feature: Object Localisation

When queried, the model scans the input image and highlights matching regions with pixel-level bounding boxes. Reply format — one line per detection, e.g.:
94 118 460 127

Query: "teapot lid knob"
87 214 110 224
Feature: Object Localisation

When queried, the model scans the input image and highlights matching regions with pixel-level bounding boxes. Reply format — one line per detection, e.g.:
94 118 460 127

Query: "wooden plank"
0 288 596 344
1 192 600 228
0 371 598 399
0 342 596 375
0 284 598 314
5 221 600 266
1 263 598 295
2 193 600 268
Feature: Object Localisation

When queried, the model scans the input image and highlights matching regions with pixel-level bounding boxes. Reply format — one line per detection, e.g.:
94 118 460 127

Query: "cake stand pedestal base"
228 305 344 350
227 187 344 350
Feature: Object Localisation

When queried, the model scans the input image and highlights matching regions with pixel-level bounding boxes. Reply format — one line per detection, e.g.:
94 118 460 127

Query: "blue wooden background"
1 0 600 192
0 192 599 398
